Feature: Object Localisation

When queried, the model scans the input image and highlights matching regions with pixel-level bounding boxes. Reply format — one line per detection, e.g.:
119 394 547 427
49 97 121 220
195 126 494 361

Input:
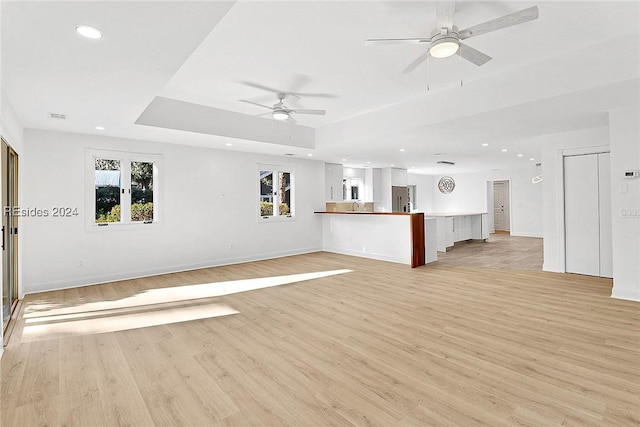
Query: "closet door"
564 155 600 276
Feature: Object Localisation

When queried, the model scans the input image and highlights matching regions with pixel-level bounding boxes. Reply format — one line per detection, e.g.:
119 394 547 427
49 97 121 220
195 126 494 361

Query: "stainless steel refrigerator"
392 186 410 213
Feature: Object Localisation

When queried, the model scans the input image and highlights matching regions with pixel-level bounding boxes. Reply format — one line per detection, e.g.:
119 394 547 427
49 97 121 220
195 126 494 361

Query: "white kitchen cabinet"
445 217 455 249
372 168 382 201
453 216 472 241
390 168 407 186
471 214 490 240
432 213 488 252
325 163 343 201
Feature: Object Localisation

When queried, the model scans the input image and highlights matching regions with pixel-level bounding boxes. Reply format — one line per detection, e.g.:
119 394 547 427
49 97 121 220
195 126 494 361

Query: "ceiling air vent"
437 160 455 166
49 112 67 120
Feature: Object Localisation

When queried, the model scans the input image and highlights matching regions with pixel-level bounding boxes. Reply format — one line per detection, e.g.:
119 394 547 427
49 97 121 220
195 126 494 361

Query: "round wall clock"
438 176 455 194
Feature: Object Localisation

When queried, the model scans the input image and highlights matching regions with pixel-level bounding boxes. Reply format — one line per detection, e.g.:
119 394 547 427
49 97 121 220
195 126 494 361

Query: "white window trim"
85 149 163 232
257 163 296 222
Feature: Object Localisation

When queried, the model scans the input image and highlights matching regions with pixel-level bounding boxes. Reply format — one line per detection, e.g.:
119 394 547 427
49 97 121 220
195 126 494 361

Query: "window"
87 150 161 228
258 165 294 220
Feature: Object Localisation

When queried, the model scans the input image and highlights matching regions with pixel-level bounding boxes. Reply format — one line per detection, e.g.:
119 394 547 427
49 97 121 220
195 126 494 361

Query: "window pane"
260 171 273 217
131 161 154 222
95 159 121 222
279 171 291 217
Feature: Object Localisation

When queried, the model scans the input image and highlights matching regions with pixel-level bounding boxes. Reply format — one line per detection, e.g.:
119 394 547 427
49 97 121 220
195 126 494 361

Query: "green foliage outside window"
260 201 290 217
96 203 154 223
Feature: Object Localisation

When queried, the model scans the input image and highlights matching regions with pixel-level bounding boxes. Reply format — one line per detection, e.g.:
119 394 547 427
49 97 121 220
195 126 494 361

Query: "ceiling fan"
240 92 326 121
366 1 539 72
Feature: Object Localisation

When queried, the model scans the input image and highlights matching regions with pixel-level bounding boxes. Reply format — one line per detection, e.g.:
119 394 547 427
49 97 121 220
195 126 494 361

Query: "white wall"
609 105 640 301
541 126 610 273
425 167 543 238
1 90 24 154
21 129 325 295
408 173 434 213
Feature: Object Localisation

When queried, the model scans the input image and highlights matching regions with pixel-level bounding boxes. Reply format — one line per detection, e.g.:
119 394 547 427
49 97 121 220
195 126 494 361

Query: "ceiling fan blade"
239 99 273 110
403 50 431 74
291 109 326 115
458 6 539 40
292 92 337 99
436 0 456 29
458 43 492 66
240 81 284 94
366 37 429 45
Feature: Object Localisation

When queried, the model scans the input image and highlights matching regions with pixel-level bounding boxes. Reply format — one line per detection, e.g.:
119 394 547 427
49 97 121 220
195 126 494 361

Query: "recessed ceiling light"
517 154 523 157
366 161 371 164
75 25 103 39
399 148 406 152
94 126 105 131
411 166 416 169
225 143 232 147
481 143 489 147
390 164 395 167
307 153 313 157
529 157 535 161
341 158 346 162
501 148 508 152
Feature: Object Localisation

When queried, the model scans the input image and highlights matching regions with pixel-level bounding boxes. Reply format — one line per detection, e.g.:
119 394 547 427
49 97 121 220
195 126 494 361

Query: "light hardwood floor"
2 240 639 426
434 234 543 270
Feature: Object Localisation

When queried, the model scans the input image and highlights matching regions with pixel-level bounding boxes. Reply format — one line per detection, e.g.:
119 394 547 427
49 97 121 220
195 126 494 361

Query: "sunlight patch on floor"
23 269 353 319
22 303 239 343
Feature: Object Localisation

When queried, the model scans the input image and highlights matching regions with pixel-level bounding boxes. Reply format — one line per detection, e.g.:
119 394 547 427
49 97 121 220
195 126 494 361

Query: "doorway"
493 180 510 232
2 138 19 337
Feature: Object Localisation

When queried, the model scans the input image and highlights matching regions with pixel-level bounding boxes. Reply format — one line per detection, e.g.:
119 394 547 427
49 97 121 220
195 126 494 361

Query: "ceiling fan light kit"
429 36 459 58
272 110 289 120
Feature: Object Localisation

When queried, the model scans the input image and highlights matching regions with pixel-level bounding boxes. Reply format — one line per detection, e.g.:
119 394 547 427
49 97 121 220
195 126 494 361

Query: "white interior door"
564 154 611 276
493 181 509 231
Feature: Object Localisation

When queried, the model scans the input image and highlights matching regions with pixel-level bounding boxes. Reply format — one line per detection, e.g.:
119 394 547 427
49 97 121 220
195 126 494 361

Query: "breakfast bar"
315 211 426 267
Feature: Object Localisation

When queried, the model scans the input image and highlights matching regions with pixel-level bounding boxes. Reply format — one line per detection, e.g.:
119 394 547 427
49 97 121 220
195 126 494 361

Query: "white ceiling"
2 1 639 174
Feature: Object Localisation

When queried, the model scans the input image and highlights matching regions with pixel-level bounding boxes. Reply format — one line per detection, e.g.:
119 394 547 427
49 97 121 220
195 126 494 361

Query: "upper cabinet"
391 168 408 186
325 163 343 201
372 168 382 201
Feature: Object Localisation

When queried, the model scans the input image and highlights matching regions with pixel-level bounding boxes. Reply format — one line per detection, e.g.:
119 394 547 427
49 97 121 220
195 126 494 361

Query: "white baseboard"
22 246 323 296
510 231 543 238
611 287 640 302
322 248 409 265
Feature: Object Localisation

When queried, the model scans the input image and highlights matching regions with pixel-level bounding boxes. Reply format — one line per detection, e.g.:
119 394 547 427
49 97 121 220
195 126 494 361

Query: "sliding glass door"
2 138 18 332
